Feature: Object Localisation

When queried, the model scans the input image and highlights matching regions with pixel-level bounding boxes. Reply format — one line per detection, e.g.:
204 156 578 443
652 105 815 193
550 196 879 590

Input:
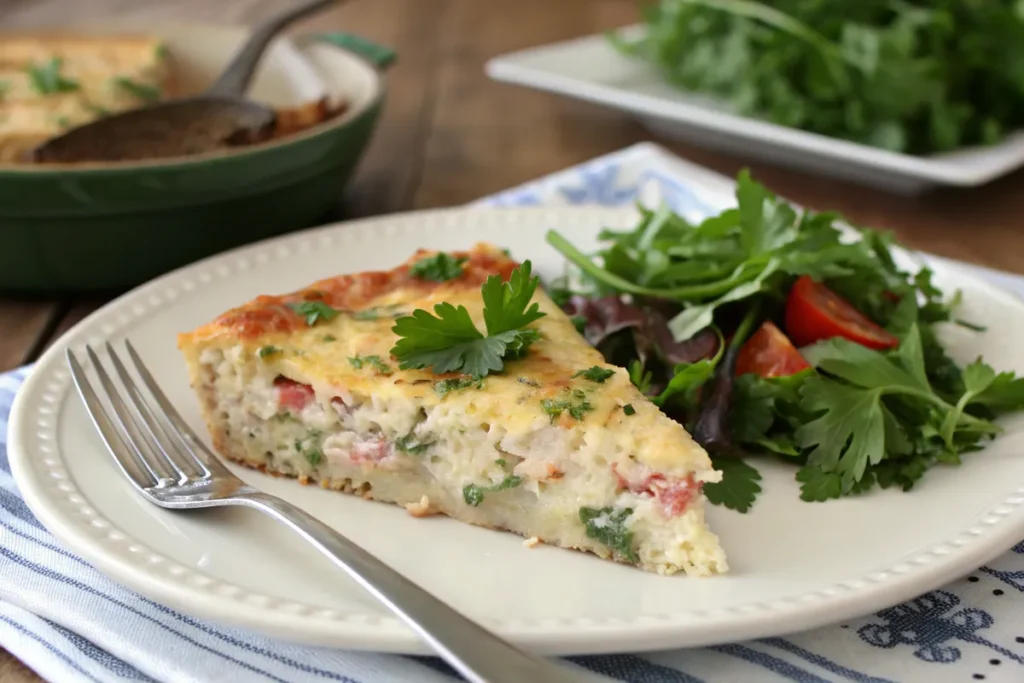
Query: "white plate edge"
5 205 1024 655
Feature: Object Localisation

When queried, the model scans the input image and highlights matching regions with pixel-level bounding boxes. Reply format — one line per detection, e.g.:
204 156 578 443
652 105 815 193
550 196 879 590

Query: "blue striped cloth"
2 144 1023 682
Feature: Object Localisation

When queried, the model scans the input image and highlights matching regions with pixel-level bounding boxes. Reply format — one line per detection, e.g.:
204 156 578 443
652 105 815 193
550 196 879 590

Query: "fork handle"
237 492 597 683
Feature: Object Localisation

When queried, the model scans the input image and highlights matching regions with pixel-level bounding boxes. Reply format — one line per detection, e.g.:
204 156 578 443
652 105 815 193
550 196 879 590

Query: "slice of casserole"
178 244 728 576
0 34 170 162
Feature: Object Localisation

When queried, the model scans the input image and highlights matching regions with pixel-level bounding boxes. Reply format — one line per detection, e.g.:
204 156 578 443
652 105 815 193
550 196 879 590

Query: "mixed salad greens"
612 0 1024 155
546 171 1024 512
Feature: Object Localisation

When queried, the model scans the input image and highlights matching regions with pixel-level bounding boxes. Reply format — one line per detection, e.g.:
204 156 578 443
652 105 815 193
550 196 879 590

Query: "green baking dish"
0 25 394 293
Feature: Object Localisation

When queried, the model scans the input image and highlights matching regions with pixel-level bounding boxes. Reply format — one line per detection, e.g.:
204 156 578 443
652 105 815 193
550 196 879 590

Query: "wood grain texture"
2 0 1024 679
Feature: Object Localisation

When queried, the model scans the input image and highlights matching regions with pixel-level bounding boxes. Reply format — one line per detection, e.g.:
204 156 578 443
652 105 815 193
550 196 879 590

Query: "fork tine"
66 349 158 489
105 342 204 481
84 345 178 484
124 339 229 477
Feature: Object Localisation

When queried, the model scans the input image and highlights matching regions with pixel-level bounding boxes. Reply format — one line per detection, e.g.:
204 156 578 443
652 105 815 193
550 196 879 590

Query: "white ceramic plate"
486 27 1024 195
8 206 1024 656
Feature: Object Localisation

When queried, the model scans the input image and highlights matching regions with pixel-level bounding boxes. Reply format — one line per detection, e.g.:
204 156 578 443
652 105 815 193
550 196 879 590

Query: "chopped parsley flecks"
541 389 592 423
294 432 323 467
114 76 161 102
304 448 323 467
579 506 637 562
257 345 282 359
495 458 507 467
0 81 9 100
27 58 79 95
321 334 337 342
409 252 468 282
348 354 392 374
573 366 615 383
570 315 588 335
154 42 169 60
85 102 111 117
463 475 522 507
351 305 403 321
288 300 339 326
54 115 71 129
395 433 433 454
434 377 480 397
623 403 636 416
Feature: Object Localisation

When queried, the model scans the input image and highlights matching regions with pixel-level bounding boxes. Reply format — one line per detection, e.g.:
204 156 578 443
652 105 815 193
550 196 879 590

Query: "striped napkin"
2 143 1022 683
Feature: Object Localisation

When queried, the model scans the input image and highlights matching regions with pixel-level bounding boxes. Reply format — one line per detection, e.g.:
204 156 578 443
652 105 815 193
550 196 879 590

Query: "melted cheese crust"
179 244 715 477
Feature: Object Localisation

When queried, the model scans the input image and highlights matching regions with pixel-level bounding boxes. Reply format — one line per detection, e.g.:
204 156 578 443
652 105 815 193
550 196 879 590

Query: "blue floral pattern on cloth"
0 143 1022 683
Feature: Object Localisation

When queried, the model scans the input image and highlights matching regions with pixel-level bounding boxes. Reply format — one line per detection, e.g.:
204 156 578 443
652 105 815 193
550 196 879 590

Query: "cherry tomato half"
735 321 811 378
785 275 899 350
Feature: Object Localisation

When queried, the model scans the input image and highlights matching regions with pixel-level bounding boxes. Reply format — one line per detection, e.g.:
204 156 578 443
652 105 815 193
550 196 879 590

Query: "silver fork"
67 340 598 683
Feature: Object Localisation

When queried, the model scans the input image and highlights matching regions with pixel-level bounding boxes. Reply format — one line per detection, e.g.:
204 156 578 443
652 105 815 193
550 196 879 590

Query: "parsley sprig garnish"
390 261 546 378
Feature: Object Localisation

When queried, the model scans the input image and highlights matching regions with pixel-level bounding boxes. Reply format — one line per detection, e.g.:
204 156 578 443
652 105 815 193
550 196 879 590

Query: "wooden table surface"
4 0 1024 679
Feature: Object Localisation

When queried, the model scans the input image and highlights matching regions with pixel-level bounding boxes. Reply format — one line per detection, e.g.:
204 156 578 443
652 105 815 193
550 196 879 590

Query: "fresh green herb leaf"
54 115 71 129
612 0 1024 155
410 253 468 282
570 314 588 334
623 403 636 416
703 456 763 513
463 475 522 506
27 58 79 94
348 355 392 374
304 449 323 467
573 366 616 383
114 76 161 102
391 261 546 377
541 389 592 423
628 360 653 394
395 434 433 454
321 334 336 342
434 377 480 397
257 345 282 358
495 458 507 467
352 305 403 321
288 301 339 326
579 507 637 562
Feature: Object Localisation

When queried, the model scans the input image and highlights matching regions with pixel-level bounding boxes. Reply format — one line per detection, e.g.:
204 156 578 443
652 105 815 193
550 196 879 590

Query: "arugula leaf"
410 253 468 282
27 58 79 94
573 366 616 383
391 261 546 377
288 301 339 326
703 456 763 512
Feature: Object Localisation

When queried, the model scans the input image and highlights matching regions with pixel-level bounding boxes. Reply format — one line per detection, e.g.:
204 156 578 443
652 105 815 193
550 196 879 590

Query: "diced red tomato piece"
612 466 700 517
274 376 314 411
735 321 811 378
785 275 899 350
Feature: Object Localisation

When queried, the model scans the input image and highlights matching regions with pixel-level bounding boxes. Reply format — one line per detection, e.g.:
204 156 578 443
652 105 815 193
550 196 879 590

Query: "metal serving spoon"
31 0 337 163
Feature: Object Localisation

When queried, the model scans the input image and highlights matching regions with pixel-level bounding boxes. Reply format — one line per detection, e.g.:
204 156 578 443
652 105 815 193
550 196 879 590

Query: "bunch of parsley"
613 0 1024 154
548 170 1024 511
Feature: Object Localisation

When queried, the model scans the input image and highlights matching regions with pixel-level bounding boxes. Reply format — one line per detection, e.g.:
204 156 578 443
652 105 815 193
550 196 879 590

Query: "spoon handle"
208 0 339 97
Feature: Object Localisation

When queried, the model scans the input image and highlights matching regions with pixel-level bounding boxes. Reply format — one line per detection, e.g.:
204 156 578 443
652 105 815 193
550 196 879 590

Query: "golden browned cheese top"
178 243 713 475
